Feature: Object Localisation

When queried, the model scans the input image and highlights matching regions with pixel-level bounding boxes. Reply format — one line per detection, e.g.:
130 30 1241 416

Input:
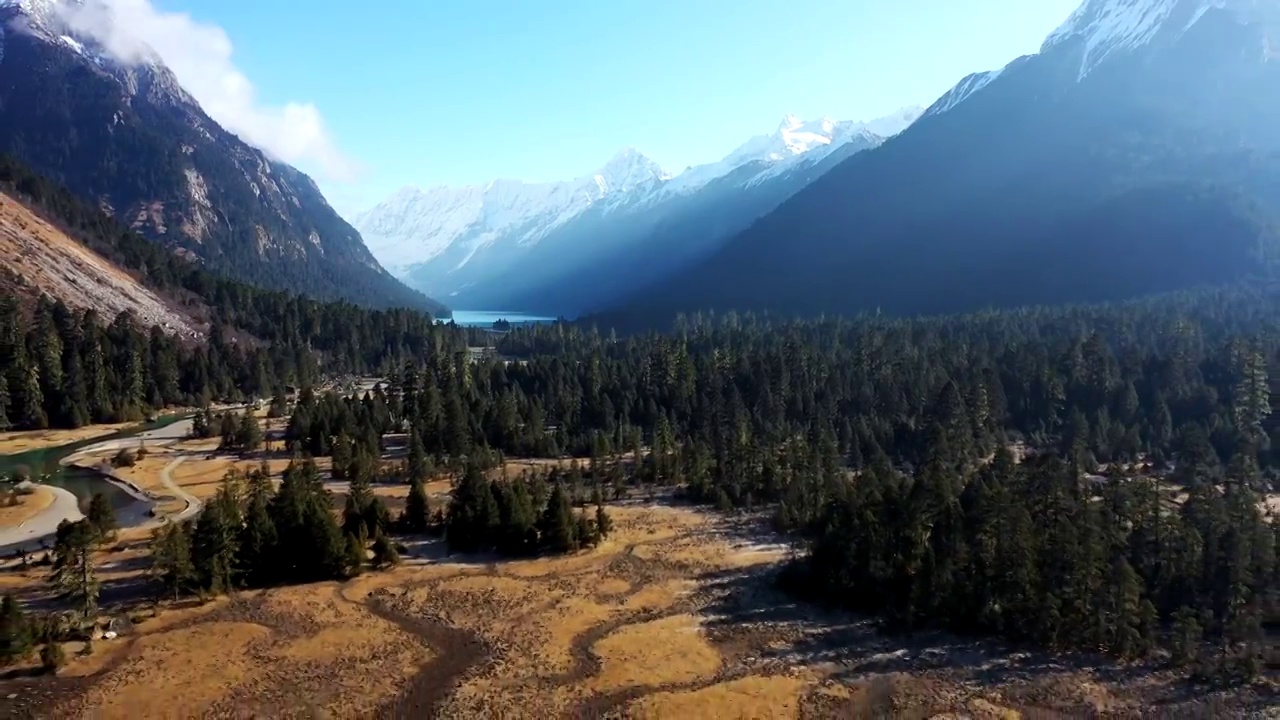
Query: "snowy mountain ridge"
1043 0 1265 78
355 107 923 276
354 147 671 275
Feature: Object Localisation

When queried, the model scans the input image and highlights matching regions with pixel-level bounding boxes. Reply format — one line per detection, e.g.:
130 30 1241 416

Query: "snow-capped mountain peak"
664 107 923 196
1043 0 1266 78
354 107 924 286
595 147 670 193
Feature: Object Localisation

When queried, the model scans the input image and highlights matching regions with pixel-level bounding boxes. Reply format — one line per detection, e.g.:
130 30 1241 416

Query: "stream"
0 416 185 513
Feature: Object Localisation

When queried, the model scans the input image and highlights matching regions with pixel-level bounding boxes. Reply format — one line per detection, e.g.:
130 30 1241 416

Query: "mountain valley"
0 1 1275 718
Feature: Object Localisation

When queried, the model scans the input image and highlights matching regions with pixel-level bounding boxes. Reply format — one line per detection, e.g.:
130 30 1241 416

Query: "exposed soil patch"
0 192 198 338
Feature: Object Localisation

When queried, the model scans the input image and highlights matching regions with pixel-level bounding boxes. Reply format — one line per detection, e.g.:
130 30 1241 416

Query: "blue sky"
148 0 1081 212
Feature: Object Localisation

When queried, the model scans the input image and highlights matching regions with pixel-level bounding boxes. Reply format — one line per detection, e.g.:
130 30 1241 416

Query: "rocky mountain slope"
0 0 444 314
0 188 199 336
355 109 921 315
618 0 1280 322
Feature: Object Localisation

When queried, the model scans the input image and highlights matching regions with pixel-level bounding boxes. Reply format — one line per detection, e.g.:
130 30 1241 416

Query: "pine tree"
1232 343 1270 446
237 467 278 588
235 413 263 451
595 502 613 540
150 522 195 600
402 475 431 534
269 457 346 583
86 493 116 541
372 533 400 569
40 641 65 676
50 519 99 622
192 478 243 594
343 471 375 539
0 594 33 666
408 429 430 482
1171 606 1203 667
446 463 499 553
343 533 366 577
0 374 10 431
539 484 577 554
331 432 352 480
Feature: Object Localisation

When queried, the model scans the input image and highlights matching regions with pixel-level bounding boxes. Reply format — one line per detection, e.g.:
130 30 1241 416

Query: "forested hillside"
285 285 1277 682
0 157 467 430
0 3 443 313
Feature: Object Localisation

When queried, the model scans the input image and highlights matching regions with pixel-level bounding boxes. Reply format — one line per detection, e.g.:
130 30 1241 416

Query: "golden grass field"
0 486 55 529
0 422 1269 719
0 424 134 456
0 498 1266 719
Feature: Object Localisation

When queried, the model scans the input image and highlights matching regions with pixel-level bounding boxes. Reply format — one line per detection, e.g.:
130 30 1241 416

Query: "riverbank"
60 419 202 532
0 417 205 556
0 483 83 555
0 484 54 528
0 424 135 457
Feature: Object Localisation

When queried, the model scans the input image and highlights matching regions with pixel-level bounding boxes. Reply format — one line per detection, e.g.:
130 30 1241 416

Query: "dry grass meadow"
0 416 1268 718
0 494 1257 719
0 424 134 456
0 486 55 529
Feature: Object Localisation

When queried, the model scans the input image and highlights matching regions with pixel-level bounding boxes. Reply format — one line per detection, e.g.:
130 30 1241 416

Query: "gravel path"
156 456 202 524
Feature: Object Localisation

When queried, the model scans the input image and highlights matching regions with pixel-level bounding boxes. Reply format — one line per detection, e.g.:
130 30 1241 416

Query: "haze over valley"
0 1 1274 718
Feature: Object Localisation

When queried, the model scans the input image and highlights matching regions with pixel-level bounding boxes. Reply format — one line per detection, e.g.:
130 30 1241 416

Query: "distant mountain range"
0 0 444 314
353 109 923 315
608 0 1280 324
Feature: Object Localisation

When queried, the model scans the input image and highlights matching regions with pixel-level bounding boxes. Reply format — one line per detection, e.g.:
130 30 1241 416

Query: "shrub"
111 449 137 469
40 642 65 675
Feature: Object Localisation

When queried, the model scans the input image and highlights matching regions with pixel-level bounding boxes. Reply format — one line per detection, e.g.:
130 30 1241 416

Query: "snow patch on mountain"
664 107 922 196
355 107 922 279
354 149 670 274
1042 0 1262 78
927 68 1007 116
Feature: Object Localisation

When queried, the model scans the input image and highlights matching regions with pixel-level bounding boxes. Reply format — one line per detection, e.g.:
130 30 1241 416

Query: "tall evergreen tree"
50 519 100 622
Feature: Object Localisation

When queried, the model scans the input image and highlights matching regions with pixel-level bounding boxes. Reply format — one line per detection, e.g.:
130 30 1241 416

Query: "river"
0 417 184 512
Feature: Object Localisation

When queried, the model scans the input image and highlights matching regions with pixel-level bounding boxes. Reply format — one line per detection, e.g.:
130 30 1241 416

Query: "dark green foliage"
40 642 64 675
539 484 578 555
150 522 195 601
0 160 502 433
371 533 399 569
85 493 116 540
276 285 1280 680
595 503 613 541
343 533 366 578
0 594 33 666
110 448 136 468
49 519 99 621
236 464 278 588
446 464 500 554
265 458 345 585
191 476 242 594
401 476 431 535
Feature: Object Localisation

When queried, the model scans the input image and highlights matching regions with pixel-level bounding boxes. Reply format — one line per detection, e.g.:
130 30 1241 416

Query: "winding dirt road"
0 419 203 555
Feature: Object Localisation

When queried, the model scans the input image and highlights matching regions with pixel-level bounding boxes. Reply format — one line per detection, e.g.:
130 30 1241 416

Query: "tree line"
4 268 1278 681
0 157 518 432
290 286 1277 682
149 458 402 601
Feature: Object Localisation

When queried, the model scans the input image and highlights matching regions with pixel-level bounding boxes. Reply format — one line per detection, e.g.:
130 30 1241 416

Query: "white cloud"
54 0 357 182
